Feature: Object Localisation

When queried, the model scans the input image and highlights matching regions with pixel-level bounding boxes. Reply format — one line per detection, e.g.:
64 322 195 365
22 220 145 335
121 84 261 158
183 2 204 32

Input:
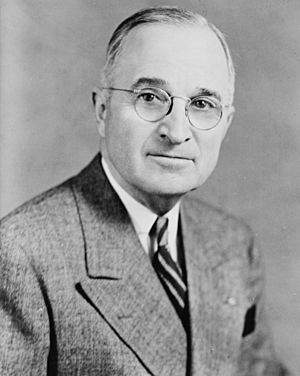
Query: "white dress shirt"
101 157 180 263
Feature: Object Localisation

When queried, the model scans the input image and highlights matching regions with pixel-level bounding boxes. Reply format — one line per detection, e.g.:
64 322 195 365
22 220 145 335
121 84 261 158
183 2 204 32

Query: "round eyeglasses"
101 87 232 130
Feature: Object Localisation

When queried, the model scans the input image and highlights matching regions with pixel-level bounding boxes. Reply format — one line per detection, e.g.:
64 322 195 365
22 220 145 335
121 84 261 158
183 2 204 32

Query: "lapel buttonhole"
226 296 237 306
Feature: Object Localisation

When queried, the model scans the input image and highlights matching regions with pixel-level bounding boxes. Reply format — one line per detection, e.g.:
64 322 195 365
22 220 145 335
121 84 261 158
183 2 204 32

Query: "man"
0 6 291 376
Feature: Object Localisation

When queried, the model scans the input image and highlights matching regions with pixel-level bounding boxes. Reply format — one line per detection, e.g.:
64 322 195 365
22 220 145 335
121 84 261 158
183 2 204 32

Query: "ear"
92 87 107 137
221 105 235 140
226 105 235 127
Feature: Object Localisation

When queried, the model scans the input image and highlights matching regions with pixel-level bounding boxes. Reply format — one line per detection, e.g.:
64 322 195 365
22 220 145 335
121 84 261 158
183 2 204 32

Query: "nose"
158 97 192 144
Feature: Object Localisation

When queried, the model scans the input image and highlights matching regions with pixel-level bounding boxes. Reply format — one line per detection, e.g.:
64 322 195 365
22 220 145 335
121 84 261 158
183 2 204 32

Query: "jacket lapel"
72 155 187 376
181 199 250 376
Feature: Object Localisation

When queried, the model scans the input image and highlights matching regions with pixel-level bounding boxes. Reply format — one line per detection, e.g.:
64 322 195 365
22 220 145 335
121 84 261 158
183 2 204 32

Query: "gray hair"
101 6 235 104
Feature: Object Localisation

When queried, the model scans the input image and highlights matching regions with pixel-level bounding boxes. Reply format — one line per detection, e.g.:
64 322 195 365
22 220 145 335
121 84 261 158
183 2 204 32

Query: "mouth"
148 153 194 161
147 153 194 167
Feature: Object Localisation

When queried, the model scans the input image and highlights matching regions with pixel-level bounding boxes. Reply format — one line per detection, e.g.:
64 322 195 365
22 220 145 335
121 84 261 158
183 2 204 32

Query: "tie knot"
154 216 169 248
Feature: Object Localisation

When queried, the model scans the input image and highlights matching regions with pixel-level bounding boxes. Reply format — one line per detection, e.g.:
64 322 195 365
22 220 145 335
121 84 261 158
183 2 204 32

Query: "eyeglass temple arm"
93 87 136 105
100 87 136 94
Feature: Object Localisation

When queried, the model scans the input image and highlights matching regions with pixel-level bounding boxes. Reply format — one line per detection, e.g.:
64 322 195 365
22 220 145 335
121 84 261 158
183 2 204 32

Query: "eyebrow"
131 77 167 90
193 87 222 103
131 77 222 102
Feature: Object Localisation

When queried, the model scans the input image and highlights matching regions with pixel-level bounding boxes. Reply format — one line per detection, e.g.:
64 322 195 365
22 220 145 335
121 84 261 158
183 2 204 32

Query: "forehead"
113 23 231 100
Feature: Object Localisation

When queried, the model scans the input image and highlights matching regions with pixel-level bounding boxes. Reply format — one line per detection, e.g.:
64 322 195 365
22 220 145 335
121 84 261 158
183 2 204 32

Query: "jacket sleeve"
237 240 293 376
0 230 50 375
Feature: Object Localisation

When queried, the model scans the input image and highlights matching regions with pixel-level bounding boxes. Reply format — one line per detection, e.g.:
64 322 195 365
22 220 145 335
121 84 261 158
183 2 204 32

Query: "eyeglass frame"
100 86 233 131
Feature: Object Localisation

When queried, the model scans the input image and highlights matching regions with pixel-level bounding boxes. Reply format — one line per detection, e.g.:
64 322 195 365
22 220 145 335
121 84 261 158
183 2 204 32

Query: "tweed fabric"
0 154 292 375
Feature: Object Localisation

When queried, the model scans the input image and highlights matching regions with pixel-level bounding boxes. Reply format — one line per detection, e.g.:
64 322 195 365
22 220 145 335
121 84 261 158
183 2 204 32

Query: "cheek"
105 111 150 166
196 130 223 153
106 108 133 147
106 124 133 163
195 133 224 170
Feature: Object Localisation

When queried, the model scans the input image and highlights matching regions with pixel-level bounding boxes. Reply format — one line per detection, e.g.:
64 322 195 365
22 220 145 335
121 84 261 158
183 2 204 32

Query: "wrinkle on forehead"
112 23 231 103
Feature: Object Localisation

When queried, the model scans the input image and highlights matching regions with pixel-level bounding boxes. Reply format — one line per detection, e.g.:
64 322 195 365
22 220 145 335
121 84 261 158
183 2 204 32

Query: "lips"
147 153 195 170
148 153 194 161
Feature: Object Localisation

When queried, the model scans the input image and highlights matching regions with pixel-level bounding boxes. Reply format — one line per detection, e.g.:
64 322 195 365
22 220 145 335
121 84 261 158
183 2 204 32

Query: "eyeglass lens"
134 88 222 130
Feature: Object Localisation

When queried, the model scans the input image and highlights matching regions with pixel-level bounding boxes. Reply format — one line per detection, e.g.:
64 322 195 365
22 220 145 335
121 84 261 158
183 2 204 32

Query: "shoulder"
1 179 74 243
181 195 257 265
0 154 101 264
0 171 86 278
182 194 252 238
0 154 102 243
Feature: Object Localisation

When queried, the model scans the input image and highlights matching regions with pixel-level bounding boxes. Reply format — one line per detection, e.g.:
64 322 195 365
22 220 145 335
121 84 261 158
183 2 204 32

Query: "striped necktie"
152 216 188 327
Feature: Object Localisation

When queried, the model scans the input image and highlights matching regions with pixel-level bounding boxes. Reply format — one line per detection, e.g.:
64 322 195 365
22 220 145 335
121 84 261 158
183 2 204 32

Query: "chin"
142 178 199 197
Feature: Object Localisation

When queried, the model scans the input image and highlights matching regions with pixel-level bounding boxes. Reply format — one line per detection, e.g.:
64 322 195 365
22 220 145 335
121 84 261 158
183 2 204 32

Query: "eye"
191 97 217 111
137 88 168 105
139 92 158 102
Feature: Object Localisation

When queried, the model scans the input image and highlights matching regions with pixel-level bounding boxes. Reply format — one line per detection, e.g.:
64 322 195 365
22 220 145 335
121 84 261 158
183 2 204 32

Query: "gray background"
1 0 299 373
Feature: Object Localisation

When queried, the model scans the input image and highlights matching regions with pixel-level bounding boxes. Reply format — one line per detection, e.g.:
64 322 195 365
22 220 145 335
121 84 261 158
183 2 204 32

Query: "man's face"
96 24 234 207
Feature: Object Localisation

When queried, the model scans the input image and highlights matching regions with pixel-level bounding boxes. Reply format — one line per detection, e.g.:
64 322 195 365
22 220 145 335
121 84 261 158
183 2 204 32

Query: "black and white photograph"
1 1 299 375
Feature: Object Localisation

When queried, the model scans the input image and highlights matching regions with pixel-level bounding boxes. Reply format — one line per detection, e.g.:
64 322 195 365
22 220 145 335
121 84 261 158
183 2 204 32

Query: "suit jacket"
0 154 290 376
